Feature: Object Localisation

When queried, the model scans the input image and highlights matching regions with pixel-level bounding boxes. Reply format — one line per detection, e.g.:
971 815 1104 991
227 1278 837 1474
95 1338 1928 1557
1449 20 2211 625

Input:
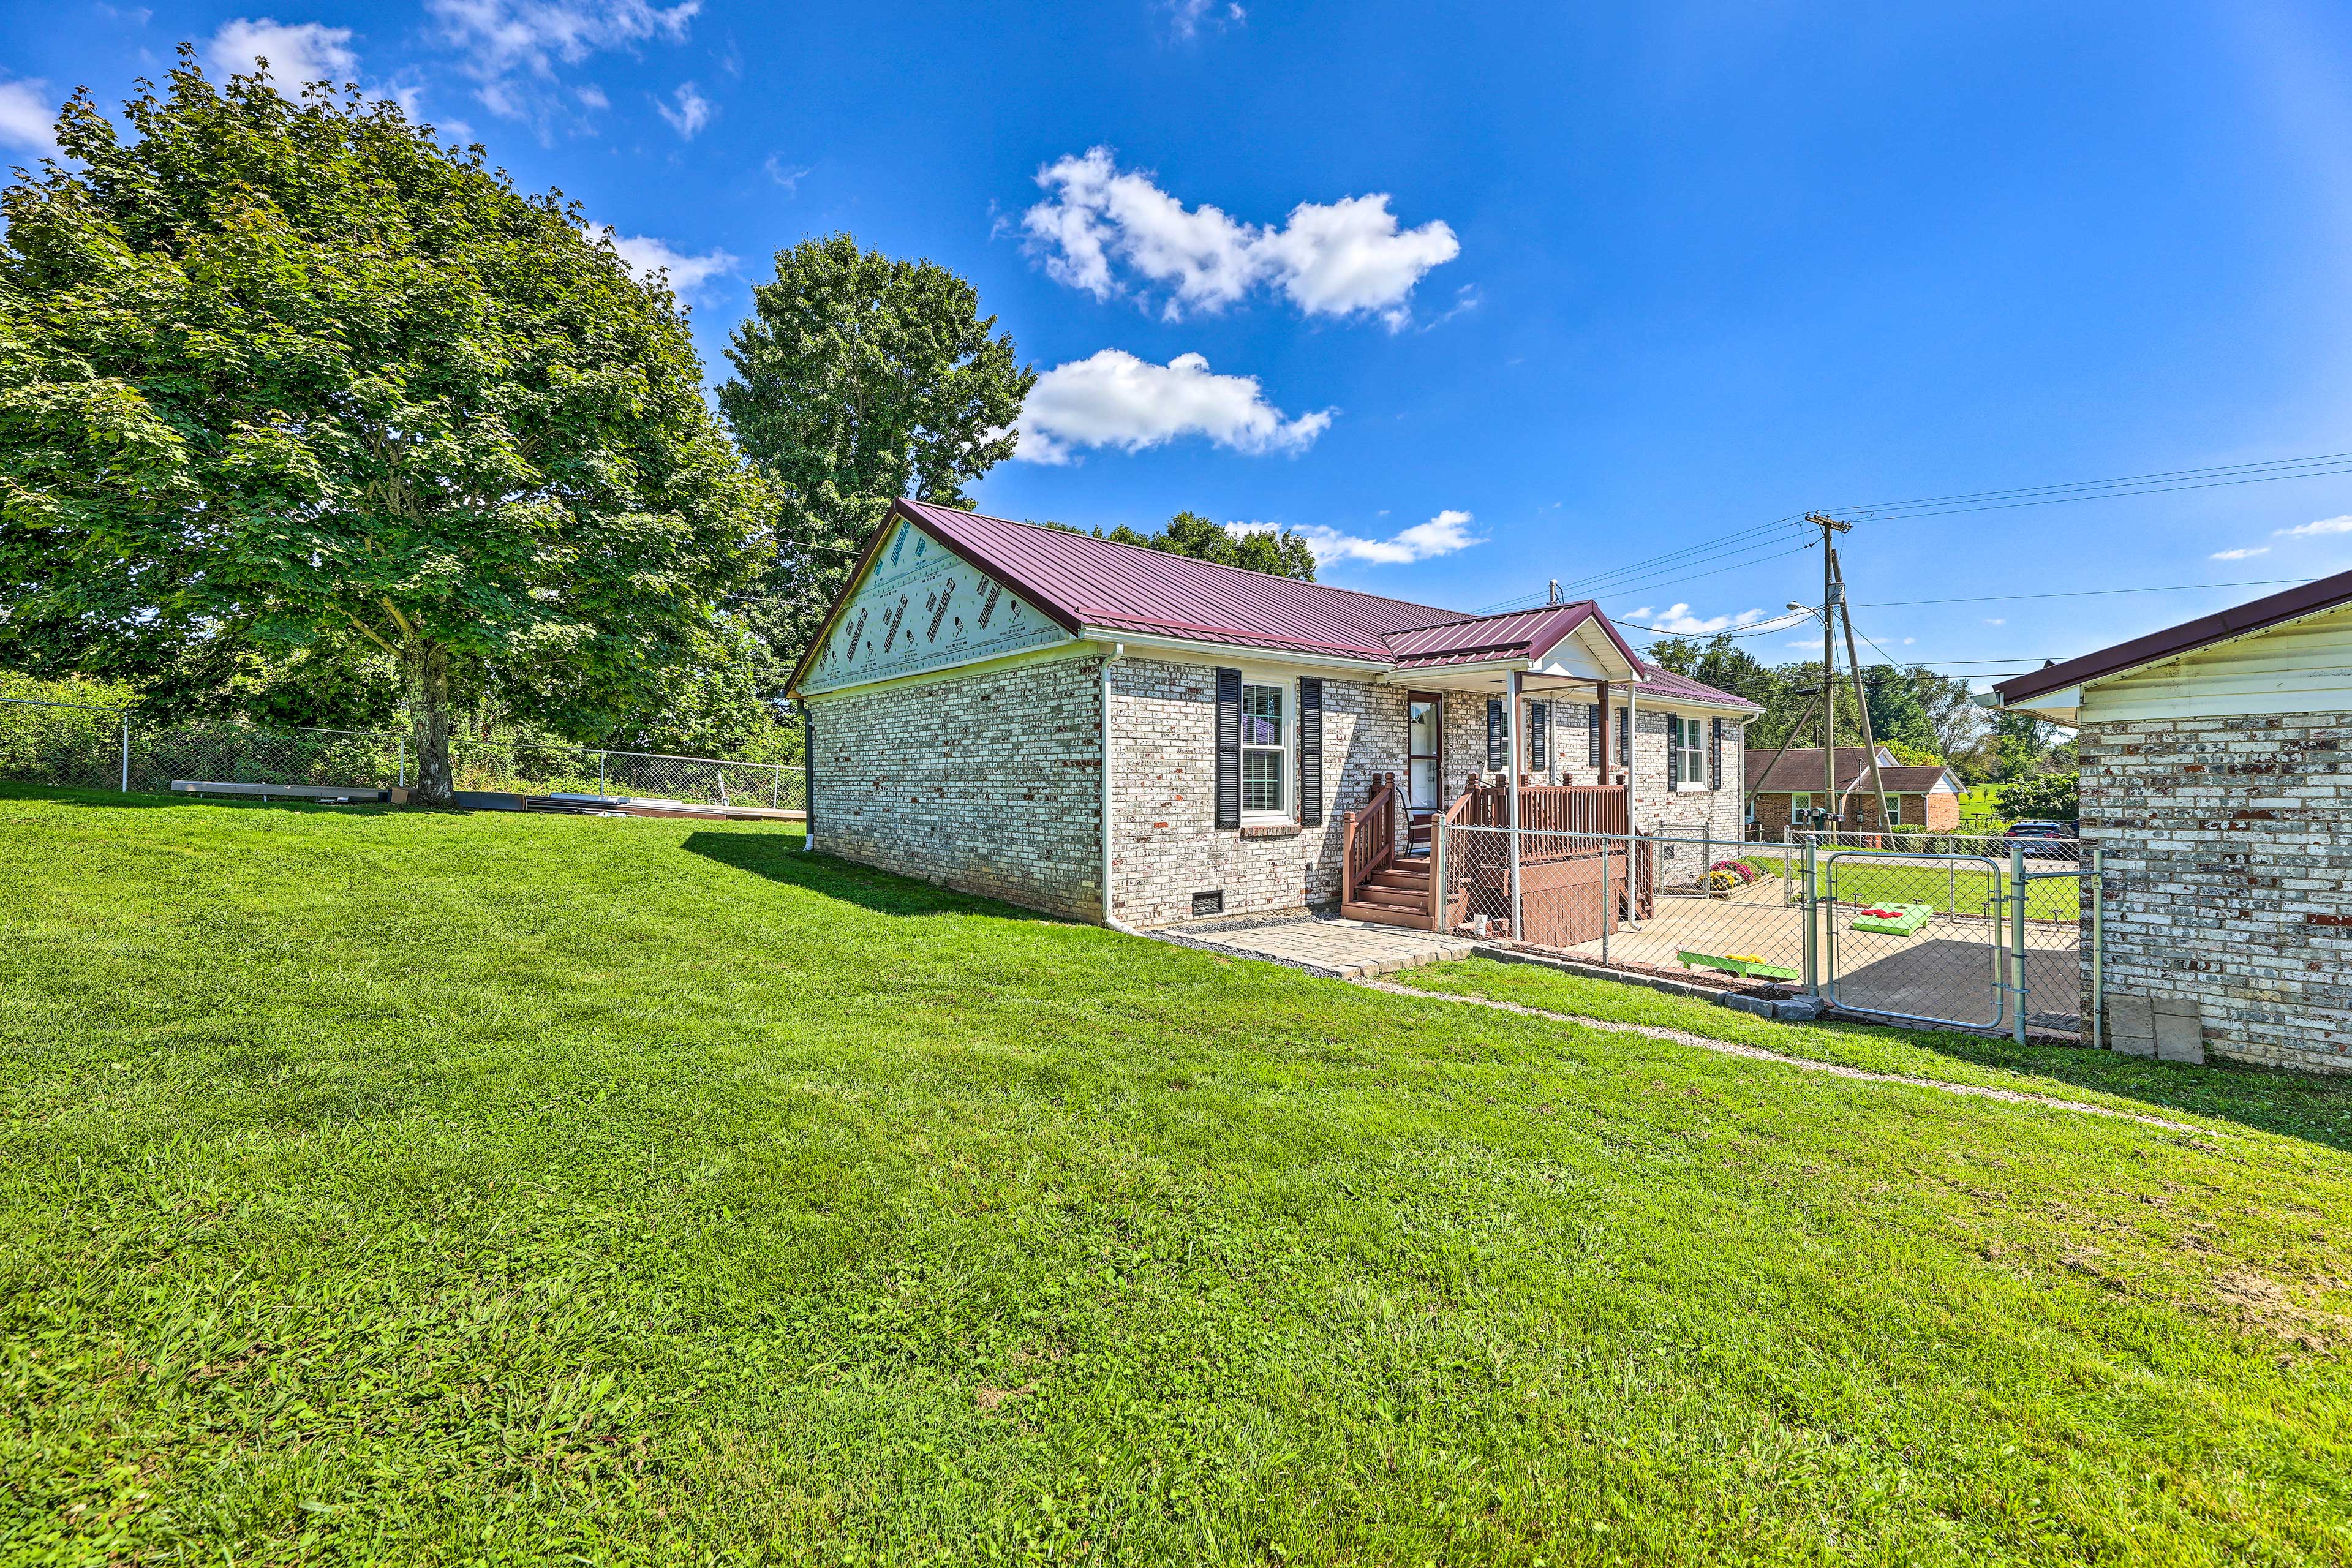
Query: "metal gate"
1817 835 2097 1041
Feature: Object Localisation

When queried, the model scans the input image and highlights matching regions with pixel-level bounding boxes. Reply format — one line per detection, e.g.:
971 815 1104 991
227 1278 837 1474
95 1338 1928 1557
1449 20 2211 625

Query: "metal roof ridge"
907 500 1463 619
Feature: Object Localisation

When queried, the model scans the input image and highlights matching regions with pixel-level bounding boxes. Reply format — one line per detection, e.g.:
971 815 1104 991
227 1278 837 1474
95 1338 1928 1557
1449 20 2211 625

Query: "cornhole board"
1850 903 1933 936
1677 950 1800 982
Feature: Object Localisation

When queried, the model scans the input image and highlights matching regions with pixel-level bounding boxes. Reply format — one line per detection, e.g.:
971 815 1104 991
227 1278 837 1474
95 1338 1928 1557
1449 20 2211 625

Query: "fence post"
1800 837 1820 998
2010 844 2030 1044
771 767 780 810
599 752 608 795
2089 846 2105 1051
120 714 130 792
1600 831 1611 964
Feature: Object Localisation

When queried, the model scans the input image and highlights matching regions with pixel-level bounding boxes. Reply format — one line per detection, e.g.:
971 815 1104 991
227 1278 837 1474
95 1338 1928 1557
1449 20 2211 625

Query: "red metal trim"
1995 565 2352 705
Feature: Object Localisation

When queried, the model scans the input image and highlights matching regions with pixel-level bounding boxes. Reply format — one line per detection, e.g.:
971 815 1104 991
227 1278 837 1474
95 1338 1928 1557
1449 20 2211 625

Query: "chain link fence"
1438 818 2098 1041
1 696 805 812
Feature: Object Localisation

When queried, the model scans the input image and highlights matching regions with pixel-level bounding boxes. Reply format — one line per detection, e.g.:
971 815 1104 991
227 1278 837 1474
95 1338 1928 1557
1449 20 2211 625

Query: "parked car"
2004 820 2077 859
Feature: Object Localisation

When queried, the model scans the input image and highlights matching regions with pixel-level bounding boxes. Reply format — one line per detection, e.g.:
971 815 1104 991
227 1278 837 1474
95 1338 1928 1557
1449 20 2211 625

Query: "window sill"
1240 822 1302 839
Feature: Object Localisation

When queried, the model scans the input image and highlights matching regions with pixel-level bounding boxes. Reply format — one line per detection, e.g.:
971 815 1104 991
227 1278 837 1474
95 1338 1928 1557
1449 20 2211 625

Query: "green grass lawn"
4 786 2349 1564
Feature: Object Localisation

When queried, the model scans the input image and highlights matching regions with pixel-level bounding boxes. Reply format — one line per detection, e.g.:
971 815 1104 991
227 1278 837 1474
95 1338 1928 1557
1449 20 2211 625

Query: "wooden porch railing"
1453 780 1629 837
1341 772 1398 900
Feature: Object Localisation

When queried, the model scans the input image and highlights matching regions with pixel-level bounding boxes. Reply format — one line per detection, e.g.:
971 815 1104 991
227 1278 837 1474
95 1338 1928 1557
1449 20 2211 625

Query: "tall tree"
1086 511 1318 579
718 236 1034 681
1860 663 1942 754
0 60 766 803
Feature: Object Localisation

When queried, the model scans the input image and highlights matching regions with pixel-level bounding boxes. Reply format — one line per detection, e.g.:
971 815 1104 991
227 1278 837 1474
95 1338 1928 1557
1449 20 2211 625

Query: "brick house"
789 500 1758 930
1744 745 1965 837
1996 568 2352 1074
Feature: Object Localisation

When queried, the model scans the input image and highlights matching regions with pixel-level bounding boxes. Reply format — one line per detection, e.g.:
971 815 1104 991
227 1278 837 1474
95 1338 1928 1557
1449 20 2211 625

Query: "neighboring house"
1744 745 1965 837
789 500 1759 929
1997 567 2352 1074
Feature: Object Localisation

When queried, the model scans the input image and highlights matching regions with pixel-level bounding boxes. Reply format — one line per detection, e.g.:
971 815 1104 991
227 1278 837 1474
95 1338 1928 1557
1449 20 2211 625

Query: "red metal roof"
1383 603 1638 669
1634 658 1765 713
1744 747 1951 791
1995 565 2352 706
902 500 1454 660
800 501 1757 711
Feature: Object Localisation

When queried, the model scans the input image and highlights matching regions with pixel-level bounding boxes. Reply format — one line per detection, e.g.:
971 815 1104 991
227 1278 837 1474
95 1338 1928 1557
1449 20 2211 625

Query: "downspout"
1100 644 1139 932
801 698 816 852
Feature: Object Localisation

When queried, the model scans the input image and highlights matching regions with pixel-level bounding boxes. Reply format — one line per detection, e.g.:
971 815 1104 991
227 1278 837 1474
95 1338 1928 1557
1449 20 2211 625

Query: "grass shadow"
679 829 1083 924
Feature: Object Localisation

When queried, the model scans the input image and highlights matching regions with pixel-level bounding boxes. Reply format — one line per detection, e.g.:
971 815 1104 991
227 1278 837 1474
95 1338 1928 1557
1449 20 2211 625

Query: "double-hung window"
1670 715 1706 786
1240 681 1287 818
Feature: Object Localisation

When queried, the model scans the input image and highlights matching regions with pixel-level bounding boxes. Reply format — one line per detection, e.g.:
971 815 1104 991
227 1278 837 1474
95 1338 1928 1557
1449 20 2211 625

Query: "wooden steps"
1342 857 1436 929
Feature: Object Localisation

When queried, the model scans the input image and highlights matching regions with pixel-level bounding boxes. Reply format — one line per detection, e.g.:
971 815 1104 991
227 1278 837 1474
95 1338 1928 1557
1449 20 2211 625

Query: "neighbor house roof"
792 500 1761 710
1994 565 2352 706
1744 747 1955 793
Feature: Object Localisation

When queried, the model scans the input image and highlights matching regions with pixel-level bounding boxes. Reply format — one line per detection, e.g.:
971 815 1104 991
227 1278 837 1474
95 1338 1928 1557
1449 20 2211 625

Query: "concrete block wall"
1108 656 1405 927
2081 710 2352 1074
808 653 1104 920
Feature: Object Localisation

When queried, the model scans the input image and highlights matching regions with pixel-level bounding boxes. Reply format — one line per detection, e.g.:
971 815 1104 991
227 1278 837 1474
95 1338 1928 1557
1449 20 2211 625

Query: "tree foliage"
1069 510 1318 579
1996 769 2078 823
0 59 766 802
1651 635 1994 766
718 236 1033 687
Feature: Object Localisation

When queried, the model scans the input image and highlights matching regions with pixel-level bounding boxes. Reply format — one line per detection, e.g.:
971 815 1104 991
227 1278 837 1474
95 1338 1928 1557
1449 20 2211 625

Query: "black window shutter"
1528 702 1548 771
1587 703 1603 767
1297 678 1324 826
1486 698 1506 772
1616 706 1630 767
1214 668 1242 829
1709 717 1723 790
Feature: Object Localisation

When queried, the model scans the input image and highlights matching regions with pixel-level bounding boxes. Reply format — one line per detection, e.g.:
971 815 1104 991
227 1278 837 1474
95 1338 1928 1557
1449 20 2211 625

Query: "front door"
1407 693 1442 815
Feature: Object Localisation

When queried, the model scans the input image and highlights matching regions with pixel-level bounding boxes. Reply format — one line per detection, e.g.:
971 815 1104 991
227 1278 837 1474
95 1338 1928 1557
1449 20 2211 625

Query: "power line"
1827 451 2352 522
1474 514 1808 614
1851 577 2308 609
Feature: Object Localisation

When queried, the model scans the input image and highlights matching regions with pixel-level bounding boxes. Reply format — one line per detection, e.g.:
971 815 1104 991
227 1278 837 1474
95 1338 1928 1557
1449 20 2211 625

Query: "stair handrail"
1342 773 1399 903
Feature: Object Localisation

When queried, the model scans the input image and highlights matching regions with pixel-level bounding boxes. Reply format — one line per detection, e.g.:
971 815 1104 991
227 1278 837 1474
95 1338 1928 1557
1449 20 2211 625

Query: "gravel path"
1350 976 2206 1133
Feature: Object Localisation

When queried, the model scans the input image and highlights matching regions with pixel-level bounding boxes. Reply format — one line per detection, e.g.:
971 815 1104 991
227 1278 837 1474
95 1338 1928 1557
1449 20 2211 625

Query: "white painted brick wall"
2082 709 2352 1074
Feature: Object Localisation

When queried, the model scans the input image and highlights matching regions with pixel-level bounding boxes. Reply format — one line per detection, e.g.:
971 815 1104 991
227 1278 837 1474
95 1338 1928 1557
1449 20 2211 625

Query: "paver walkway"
1164 917 1476 978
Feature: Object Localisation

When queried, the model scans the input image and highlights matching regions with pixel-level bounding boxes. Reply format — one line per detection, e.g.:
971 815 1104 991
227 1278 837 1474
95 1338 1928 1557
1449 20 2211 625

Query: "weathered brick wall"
1108 657 1404 927
809 654 1102 919
2082 711 2352 1074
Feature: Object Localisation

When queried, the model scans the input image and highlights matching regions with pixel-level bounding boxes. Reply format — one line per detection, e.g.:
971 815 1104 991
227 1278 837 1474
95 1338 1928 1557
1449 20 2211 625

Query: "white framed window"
1240 679 1288 819
1885 794 1903 826
1670 714 1706 787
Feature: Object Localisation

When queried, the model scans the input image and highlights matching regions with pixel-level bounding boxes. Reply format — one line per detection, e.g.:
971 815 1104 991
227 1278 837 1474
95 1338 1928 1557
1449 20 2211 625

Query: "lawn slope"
1 789 2347 1565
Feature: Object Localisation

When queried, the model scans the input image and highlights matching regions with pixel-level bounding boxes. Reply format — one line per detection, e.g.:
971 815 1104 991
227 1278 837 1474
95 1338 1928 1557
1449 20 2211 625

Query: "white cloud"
1166 0 1245 40
1984 617 2005 626
2275 513 2352 538
1623 604 1771 635
2211 545 2270 560
0 78 58 158
655 80 709 137
1022 147 1459 329
1012 349 1332 464
1285 510 1482 567
764 154 812 192
208 17 359 86
426 0 699 119
575 82 609 110
589 225 736 300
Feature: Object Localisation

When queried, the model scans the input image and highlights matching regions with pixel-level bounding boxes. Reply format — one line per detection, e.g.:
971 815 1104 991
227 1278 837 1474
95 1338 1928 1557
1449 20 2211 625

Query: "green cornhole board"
1850 903 1933 936
1677 950 1800 982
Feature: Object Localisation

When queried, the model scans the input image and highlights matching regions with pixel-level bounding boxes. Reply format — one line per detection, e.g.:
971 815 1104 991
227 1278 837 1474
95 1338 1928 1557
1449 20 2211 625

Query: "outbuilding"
1997 567 2352 1073
789 501 1758 930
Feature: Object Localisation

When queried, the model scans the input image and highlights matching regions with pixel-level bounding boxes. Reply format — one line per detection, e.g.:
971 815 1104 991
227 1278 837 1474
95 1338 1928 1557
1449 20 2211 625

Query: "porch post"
1506 670 1523 941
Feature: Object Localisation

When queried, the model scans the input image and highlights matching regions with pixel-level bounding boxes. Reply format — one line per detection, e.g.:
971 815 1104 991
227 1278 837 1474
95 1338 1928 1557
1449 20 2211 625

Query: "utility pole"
1804 511 1852 831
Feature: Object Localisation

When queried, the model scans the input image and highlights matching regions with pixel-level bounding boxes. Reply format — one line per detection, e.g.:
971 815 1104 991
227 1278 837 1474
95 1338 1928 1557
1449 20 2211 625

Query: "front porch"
1340 775 1637 941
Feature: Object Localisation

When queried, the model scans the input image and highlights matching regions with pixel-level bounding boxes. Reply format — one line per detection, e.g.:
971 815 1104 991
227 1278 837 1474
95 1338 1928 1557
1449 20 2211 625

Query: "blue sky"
10 1 2352 686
